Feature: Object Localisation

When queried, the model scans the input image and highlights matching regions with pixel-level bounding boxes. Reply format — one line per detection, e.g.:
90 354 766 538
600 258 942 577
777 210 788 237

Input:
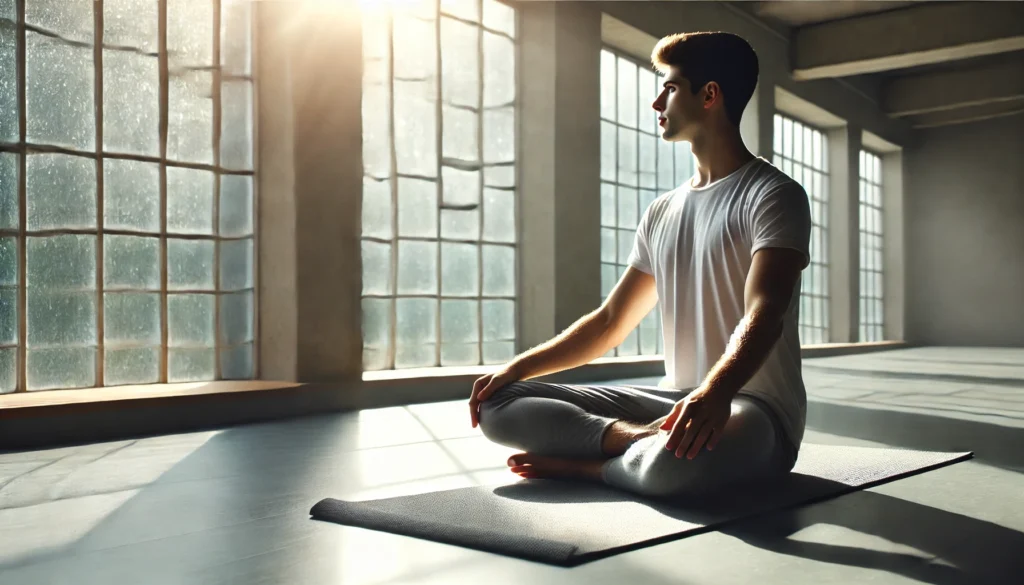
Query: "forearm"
699 299 786 399
511 309 618 380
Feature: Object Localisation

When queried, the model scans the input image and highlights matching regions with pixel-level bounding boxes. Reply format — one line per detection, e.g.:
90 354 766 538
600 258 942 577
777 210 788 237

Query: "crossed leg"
477 380 794 499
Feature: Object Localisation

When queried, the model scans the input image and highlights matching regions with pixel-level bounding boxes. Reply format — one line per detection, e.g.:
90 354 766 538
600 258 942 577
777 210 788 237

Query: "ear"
703 81 722 110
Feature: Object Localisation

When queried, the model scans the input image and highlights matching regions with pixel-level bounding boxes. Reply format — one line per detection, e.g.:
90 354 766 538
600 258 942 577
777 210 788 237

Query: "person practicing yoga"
468 31 812 499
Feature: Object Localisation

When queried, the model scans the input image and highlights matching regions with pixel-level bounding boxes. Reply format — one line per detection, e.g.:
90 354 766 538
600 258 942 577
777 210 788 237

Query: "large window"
599 48 695 358
0 1 256 393
859 150 884 342
360 0 518 371
773 114 829 345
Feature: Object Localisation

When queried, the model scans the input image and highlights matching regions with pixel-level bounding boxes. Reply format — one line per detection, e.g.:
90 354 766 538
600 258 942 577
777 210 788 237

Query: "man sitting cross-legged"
468 31 812 499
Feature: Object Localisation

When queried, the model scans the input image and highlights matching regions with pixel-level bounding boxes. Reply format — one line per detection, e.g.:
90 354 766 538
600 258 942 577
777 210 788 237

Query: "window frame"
858 148 885 342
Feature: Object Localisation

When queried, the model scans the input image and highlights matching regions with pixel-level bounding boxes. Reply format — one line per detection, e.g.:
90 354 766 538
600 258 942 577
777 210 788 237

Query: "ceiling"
735 1 1024 129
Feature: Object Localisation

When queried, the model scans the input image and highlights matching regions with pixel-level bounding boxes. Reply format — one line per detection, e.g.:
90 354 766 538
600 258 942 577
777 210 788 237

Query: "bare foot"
507 453 606 482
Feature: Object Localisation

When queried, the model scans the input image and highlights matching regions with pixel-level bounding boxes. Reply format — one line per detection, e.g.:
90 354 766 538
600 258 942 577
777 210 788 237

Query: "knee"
476 382 531 443
632 449 714 498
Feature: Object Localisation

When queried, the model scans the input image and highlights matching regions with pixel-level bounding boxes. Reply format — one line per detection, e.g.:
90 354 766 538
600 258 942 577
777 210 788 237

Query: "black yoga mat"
311 444 972 566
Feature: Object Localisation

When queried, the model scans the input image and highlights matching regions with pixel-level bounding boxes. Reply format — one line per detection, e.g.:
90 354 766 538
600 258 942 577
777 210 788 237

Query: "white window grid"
0 0 256 393
599 47 697 358
772 113 829 345
859 149 884 342
360 0 519 371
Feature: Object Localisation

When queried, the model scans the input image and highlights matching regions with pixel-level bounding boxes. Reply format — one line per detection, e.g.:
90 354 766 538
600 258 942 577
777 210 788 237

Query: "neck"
688 122 755 188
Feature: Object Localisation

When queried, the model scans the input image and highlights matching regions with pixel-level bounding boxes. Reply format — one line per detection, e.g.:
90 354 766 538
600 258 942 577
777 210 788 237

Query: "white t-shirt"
627 156 811 451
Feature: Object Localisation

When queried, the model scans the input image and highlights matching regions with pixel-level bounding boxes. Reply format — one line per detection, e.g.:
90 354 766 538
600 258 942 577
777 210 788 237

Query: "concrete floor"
1 346 1022 585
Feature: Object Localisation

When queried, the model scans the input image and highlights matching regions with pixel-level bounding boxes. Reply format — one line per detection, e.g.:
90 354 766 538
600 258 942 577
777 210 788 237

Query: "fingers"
468 376 489 428
685 425 715 460
659 403 681 431
664 401 694 453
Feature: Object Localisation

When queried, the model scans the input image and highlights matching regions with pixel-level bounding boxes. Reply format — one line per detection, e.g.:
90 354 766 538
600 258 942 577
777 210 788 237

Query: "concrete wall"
905 113 1024 346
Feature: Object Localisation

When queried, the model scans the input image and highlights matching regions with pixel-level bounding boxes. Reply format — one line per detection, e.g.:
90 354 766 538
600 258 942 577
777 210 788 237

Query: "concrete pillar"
256 1 363 382
826 124 861 343
518 2 602 349
882 151 905 341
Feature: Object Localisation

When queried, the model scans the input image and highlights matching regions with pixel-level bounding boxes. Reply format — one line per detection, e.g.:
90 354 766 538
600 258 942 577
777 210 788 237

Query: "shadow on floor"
806 399 1024 472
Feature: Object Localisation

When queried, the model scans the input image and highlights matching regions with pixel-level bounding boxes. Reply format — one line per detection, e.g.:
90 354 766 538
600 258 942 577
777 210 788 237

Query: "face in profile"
652 65 718 143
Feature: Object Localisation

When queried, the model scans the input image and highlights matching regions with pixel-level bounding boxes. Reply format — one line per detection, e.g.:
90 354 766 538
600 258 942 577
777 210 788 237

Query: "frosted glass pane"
483 188 514 243
783 117 793 158
104 292 160 344
483 0 514 36
105 347 159 386
394 83 437 177
363 347 387 371
773 115 782 154
26 235 95 288
27 348 95 390
639 138 657 190
394 11 436 77
363 177 392 239
361 240 391 295
26 33 94 150
657 139 674 189
221 80 253 169
168 0 213 67
104 235 159 289
441 343 478 367
617 229 633 264
362 10 389 61
482 341 513 364
600 228 615 264
362 77 391 179
104 50 160 156
395 344 435 369
395 298 436 344
362 298 390 350
482 299 513 342
639 69 658 135
168 239 215 290
220 238 253 291
600 183 615 226
169 348 214 382
26 0 93 43
484 164 514 188
26 291 96 346
221 290 253 345
441 299 477 343
220 174 253 237
397 240 437 295
483 32 514 108
441 242 477 296
168 71 213 164
600 122 616 182
793 123 804 161
168 293 214 346
221 343 253 379
0 237 14 285
104 159 160 232
617 187 638 229
440 208 479 240
442 166 479 208
640 189 657 213
105 0 158 52
481 244 513 296
0 23 17 143
618 330 638 356
0 1 10 21
616 58 637 128
167 167 214 235
601 264 617 297
600 50 616 121
0 289 14 345
618 129 637 185
0 154 15 229
441 17 478 109
483 107 514 164
0 348 14 393
442 106 478 162
441 0 478 22
397 178 437 238
26 154 97 230
221 0 252 76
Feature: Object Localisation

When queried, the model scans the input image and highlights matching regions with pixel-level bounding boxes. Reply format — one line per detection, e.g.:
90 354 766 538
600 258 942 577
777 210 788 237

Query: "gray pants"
478 381 798 499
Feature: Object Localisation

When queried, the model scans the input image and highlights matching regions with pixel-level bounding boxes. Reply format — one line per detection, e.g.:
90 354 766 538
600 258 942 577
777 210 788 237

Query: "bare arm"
513 267 659 380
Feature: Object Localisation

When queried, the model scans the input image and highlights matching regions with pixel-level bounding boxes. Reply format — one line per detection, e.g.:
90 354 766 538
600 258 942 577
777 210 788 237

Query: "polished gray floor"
1 347 1022 585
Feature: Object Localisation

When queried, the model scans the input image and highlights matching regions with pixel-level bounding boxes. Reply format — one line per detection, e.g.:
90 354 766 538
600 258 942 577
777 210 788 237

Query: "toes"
507 453 530 467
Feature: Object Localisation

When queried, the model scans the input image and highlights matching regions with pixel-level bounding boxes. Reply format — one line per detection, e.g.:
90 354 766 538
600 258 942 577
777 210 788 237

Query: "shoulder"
740 159 808 208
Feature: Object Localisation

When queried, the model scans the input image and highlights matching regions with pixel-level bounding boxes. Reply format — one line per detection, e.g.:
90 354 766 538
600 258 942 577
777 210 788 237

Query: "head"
651 31 758 142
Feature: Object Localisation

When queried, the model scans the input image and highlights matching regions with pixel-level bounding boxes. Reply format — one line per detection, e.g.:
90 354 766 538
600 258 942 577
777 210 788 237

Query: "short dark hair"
651 31 759 127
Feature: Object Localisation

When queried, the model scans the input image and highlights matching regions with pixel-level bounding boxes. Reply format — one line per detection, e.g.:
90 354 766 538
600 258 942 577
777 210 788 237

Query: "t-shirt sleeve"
748 181 812 269
626 201 656 276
